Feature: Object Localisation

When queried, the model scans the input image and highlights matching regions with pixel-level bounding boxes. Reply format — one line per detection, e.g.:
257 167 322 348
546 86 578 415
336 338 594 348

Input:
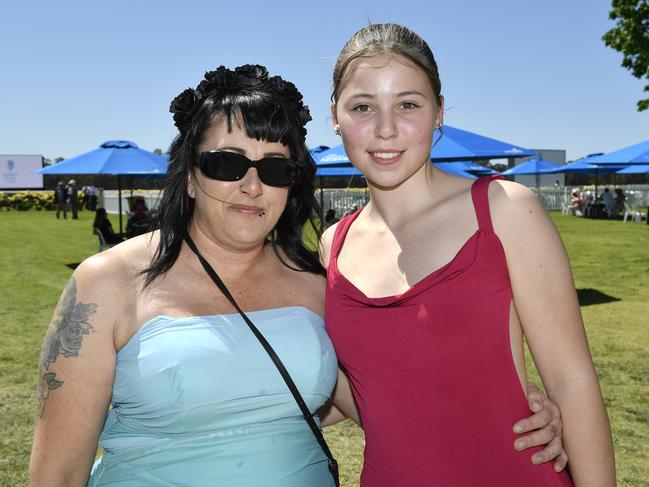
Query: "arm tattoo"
37 277 97 416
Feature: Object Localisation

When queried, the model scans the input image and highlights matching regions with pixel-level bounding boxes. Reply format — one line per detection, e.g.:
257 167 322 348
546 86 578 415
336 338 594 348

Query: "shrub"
0 191 59 211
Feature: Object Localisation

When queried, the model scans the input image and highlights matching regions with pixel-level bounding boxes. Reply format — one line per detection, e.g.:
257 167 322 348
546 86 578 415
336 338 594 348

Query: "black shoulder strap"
183 235 339 487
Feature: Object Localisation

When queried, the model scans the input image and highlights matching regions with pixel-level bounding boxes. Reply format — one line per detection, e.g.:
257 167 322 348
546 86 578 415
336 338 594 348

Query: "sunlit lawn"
0 210 647 486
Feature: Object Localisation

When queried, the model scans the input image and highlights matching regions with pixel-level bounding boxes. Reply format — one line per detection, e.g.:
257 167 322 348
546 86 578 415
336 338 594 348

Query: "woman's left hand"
512 381 568 472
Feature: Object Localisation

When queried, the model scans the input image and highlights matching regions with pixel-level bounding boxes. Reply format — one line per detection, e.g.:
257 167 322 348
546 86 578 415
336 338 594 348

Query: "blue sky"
0 0 646 162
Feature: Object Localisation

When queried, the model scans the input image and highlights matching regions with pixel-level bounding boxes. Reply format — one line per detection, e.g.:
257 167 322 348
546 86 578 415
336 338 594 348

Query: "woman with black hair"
92 208 123 246
30 65 356 487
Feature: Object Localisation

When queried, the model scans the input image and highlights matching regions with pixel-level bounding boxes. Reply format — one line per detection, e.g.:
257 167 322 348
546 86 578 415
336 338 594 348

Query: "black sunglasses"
197 151 304 187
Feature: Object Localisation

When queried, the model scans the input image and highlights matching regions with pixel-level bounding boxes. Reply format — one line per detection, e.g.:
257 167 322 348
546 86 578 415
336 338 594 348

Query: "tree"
602 0 649 111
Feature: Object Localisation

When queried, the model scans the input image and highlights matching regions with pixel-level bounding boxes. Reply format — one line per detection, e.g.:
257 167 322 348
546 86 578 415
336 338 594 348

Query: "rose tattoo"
37 277 97 416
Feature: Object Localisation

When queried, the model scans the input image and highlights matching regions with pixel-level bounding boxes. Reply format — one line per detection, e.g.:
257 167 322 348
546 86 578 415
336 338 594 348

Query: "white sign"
0 155 44 189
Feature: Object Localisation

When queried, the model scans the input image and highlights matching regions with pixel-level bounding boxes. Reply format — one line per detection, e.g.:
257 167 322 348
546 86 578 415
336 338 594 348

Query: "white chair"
623 202 641 224
561 193 575 216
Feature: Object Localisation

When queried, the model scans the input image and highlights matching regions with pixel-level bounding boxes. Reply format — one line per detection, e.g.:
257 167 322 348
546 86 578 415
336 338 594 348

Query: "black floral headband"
169 64 312 136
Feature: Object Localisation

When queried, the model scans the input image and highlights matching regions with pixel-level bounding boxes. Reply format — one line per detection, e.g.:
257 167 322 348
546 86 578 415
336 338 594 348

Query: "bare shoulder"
430 169 475 200
293 269 326 316
488 178 541 206
445 172 476 193
319 221 341 268
487 179 559 247
73 231 159 310
280 246 326 291
294 267 326 295
273 245 326 316
488 179 547 221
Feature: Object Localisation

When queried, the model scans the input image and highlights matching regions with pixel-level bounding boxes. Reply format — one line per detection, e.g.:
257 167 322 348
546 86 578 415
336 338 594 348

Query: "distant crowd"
571 187 627 218
52 179 98 220
53 179 152 248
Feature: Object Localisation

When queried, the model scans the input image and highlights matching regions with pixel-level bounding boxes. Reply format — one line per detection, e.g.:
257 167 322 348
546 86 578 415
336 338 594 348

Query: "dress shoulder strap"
470 175 504 232
329 209 362 262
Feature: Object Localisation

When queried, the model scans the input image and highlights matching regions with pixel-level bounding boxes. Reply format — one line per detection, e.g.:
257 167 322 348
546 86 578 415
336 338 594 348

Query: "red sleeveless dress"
325 176 573 486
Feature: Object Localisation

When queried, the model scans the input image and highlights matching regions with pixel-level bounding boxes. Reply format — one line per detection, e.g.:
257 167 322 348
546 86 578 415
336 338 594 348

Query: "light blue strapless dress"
87 306 338 487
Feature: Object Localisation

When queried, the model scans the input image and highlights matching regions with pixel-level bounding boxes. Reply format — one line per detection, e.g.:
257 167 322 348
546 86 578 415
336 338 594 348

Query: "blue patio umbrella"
309 145 330 160
432 162 476 179
38 140 168 234
317 162 479 178
430 125 536 162
550 160 626 175
314 154 492 179
315 144 350 166
310 145 361 218
316 166 363 177
616 164 649 174
551 158 627 202
455 160 500 175
501 157 560 175
501 157 560 188
586 139 649 165
314 125 535 167
38 140 168 175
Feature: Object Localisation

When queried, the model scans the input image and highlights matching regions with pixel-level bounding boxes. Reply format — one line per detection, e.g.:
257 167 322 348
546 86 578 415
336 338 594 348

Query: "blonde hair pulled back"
332 23 442 106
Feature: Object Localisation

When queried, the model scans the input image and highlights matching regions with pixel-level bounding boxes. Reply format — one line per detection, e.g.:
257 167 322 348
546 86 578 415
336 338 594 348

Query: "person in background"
87 184 98 211
602 188 615 218
125 197 152 238
571 189 583 217
582 190 595 217
66 179 79 220
324 209 339 228
92 208 123 246
81 185 89 210
54 181 68 220
613 188 626 216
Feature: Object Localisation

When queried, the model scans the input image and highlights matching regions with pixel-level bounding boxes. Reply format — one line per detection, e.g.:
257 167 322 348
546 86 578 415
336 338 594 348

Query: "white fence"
319 185 649 216
100 190 162 215
315 188 370 217
99 185 648 217
534 185 649 211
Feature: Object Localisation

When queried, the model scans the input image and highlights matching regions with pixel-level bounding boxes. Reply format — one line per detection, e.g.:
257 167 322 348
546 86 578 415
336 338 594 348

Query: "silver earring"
187 186 194 197
334 126 341 136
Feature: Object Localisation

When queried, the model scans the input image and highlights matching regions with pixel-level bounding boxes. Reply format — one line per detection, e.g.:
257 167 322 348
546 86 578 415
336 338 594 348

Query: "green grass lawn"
0 210 647 486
